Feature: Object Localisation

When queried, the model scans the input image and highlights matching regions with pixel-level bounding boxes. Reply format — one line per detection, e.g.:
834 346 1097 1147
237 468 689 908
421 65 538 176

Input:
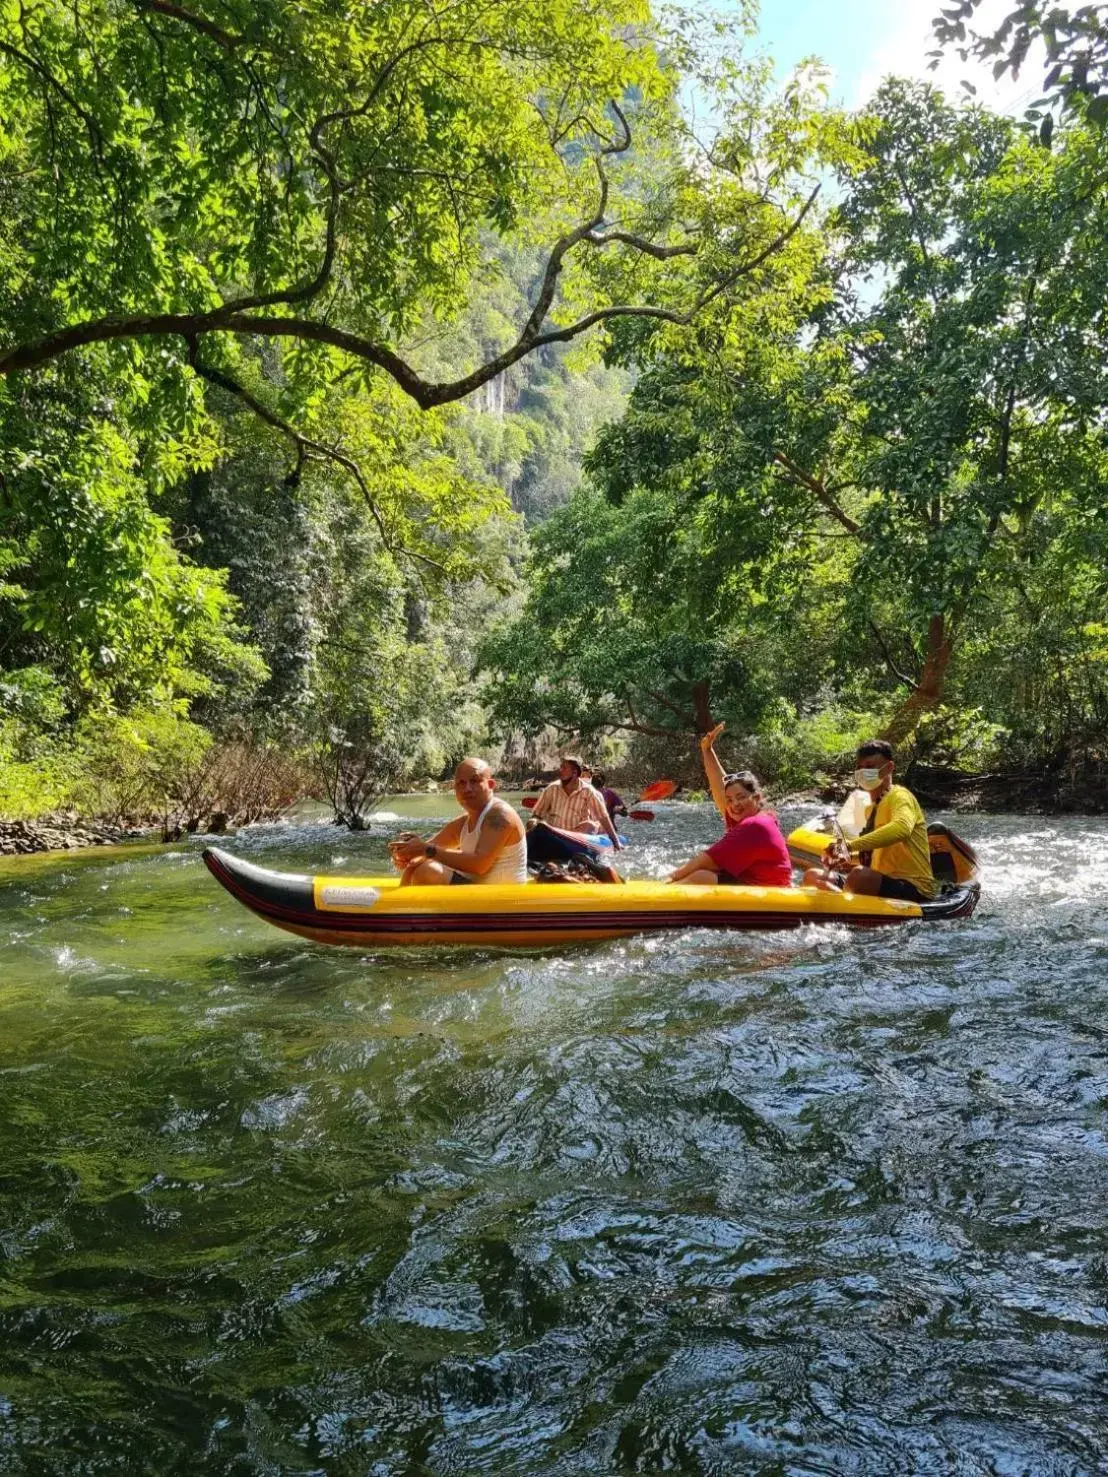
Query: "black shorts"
877 875 929 903
449 871 473 886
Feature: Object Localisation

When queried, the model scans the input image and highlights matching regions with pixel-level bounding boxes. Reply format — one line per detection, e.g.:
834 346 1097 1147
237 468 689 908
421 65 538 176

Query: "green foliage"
2 0 1106 823
414 243 635 523
0 665 66 727
73 711 305 831
931 1 1108 129
0 715 86 819
73 710 215 826
479 481 813 742
484 82 1108 780
0 366 267 713
742 702 884 792
311 618 486 828
0 705 305 829
0 0 683 399
290 407 514 825
0 706 207 822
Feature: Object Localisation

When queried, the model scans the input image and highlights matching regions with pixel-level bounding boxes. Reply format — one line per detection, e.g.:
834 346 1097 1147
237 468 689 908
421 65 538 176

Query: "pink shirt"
706 812 793 886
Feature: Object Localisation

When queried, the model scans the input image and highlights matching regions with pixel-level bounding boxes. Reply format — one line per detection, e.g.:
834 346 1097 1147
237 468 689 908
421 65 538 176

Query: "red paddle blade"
638 780 677 803
521 795 538 809
628 808 654 821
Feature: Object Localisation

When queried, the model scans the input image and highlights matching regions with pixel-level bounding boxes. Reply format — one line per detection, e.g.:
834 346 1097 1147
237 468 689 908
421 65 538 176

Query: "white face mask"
854 767 884 791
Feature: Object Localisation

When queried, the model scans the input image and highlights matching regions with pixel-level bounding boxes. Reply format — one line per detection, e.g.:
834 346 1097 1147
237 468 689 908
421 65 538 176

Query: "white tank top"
458 799 528 884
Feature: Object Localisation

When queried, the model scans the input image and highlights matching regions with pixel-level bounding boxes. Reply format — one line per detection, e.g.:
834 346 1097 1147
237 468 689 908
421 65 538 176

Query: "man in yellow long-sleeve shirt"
805 738 938 902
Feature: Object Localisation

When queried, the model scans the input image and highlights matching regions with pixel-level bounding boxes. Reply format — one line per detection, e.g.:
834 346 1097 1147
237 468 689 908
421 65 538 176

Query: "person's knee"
402 860 449 887
682 868 720 886
843 867 881 895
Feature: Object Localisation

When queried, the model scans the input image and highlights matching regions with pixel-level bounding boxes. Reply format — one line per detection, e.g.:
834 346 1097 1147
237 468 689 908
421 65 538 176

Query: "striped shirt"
531 780 611 834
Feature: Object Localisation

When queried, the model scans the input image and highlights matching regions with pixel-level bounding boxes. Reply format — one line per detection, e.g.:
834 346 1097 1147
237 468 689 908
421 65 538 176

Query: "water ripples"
1 808 1108 1471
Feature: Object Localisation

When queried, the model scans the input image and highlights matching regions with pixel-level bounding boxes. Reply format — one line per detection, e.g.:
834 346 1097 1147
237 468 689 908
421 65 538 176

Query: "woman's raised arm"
699 723 729 818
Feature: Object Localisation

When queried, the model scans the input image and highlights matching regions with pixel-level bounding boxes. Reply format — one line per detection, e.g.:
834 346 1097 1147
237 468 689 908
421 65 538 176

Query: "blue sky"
756 0 897 103
748 0 1047 112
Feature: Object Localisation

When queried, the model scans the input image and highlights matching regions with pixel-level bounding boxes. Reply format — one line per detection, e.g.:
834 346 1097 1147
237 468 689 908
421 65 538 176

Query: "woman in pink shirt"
668 723 793 887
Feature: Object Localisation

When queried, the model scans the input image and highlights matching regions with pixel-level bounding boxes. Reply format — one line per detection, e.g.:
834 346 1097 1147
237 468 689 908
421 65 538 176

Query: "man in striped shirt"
530 756 623 849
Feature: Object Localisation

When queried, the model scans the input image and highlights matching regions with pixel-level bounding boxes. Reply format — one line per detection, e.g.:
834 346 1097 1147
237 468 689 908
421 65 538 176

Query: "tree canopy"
482 81 1108 779
0 0 819 424
3 3 1108 819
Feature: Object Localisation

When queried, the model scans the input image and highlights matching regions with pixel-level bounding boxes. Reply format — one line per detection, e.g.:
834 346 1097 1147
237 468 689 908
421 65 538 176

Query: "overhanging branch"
867 619 917 688
0 148 821 415
583 228 698 259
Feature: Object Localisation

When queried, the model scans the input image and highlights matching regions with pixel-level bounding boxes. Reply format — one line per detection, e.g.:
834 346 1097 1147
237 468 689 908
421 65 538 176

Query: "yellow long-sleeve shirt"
847 784 938 898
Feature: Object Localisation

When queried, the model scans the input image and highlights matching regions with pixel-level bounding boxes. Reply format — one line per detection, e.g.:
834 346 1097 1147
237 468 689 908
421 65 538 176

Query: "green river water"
1 800 1107 1474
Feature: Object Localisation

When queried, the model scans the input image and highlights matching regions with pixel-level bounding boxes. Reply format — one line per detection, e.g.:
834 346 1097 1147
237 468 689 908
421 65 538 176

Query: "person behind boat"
390 758 528 886
804 738 938 902
591 770 628 822
578 763 609 806
668 723 792 886
530 755 624 850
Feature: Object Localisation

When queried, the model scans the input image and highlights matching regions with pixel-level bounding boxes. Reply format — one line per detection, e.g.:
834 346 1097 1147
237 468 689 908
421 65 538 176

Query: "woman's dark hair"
856 738 894 763
592 770 607 787
723 769 762 796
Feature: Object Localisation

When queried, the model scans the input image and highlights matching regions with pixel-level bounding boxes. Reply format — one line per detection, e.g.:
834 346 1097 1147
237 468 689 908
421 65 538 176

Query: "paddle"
628 808 655 821
638 779 678 803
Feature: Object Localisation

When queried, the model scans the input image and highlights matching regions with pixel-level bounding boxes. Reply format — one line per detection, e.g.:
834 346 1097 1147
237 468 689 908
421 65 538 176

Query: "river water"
1 803 1106 1474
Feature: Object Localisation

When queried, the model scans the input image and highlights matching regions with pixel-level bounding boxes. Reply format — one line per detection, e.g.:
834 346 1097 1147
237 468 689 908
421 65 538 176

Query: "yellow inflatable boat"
203 842 980 949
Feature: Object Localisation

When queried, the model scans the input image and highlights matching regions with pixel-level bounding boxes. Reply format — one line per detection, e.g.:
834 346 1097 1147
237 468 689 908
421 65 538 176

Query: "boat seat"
926 821 979 885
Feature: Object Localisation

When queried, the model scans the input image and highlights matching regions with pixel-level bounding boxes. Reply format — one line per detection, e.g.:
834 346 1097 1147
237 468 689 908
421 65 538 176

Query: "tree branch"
771 449 861 535
183 340 445 573
892 157 940 305
867 620 917 688
0 37 106 162
623 691 685 738
0 173 820 416
130 0 243 50
642 687 697 725
583 229 698 259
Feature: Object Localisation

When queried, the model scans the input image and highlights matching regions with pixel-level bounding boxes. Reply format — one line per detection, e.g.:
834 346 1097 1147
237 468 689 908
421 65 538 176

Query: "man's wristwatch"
425 843 437 859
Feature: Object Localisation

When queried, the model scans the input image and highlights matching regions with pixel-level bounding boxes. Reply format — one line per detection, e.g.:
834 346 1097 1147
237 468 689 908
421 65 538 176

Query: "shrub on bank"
0 706 307 835
743 703 883 792
0 726 87 819
614 703 883 795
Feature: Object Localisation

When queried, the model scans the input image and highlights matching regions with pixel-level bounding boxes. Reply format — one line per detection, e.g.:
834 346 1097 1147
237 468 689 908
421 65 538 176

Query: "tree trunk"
881 614 954 747
692 681 714 736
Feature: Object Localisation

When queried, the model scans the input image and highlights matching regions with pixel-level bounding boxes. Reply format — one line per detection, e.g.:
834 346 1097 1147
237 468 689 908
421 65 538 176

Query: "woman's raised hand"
699 722 725 753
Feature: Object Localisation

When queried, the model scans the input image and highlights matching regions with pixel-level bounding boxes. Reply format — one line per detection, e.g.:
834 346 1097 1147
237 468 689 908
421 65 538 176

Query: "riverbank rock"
0 814 144 855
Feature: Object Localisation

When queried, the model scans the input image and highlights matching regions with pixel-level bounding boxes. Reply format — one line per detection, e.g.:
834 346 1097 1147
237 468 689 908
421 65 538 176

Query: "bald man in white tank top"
390 758 528 886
